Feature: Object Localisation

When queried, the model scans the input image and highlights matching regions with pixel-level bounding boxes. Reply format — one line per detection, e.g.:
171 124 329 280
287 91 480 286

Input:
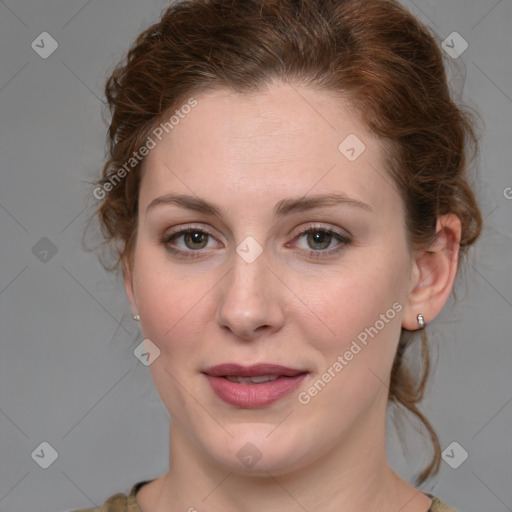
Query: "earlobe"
402 214 462 331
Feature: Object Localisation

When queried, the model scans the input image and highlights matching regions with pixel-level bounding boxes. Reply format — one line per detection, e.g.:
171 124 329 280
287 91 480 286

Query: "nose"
215 245 286 341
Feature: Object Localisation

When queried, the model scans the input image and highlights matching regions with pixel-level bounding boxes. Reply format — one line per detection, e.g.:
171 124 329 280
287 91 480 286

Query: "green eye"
293 227 351 258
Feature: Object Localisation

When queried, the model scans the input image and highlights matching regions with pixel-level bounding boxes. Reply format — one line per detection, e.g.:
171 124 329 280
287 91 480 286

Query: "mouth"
224 375 281 384
203 363 309 407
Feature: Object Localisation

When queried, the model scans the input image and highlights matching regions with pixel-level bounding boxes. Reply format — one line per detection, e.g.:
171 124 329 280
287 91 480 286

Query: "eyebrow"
145 192 373 217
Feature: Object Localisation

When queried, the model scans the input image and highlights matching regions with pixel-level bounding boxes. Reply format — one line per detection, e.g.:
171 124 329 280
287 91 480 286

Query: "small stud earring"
132 314 140 322
417 313 425 329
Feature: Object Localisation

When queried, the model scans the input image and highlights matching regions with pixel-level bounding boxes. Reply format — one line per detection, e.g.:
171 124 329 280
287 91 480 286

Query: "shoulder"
68 491 129 512
68 480 150 512
428 494 460 512
68 492 128 512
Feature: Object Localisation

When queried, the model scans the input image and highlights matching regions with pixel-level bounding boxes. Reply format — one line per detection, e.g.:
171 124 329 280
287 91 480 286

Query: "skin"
123 80 461 512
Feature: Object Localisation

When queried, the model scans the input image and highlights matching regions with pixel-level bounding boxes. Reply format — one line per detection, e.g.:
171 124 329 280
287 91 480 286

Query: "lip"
203 363 308 408
204 363 306 378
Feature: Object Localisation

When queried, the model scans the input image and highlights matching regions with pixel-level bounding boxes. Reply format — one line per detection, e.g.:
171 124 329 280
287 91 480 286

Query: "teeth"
250 375 279 383
225 375 280 384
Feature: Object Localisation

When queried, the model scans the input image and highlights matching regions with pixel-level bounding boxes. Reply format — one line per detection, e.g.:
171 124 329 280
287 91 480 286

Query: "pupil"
308 231 331 250
187 231 207 249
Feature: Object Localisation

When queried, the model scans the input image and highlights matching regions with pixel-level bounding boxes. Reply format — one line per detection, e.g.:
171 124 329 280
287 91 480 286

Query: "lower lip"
205 374 308 408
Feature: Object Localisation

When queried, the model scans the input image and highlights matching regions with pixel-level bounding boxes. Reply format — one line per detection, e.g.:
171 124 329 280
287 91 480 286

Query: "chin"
200 425 312 476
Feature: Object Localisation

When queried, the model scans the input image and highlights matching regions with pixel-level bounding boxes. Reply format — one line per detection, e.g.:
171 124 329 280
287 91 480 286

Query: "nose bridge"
233 242 268 295
215 239 285 339
227 242 271 309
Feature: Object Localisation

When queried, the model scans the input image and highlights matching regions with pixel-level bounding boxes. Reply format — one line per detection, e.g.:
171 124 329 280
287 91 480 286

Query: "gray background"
0 0 511 511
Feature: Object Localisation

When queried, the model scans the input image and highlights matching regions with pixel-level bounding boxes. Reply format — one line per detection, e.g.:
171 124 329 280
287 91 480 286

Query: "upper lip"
203 363 308 377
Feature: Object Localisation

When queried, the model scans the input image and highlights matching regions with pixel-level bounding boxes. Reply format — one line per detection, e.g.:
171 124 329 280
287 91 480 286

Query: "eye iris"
185 231 208 249
307 230 332 250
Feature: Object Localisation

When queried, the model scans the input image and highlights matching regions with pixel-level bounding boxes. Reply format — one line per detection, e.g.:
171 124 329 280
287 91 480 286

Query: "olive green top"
70 480 458 512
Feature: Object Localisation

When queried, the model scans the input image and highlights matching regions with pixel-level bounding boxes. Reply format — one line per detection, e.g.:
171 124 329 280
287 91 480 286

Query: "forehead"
139 82 401 219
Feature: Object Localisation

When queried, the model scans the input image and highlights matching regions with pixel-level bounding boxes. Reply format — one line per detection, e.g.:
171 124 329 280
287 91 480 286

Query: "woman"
75 0 482 510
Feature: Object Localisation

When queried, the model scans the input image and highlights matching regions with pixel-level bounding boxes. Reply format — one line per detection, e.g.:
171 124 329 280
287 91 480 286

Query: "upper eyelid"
164 223 346 235
293 223 351 238
163 223 219 240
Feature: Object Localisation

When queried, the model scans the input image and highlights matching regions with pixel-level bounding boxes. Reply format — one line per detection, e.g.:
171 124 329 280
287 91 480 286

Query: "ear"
122 256 138 317
402 214 462 330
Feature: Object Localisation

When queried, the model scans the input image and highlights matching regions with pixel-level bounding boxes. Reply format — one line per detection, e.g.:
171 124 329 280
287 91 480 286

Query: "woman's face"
125 81 418 474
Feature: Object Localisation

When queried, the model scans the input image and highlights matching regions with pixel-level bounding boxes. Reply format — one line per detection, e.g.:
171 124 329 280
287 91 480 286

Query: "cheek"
303 261 405 346
295 275 404 424
137 286 210 359
296 254 408 409
132 248 207 354
132 256 212 412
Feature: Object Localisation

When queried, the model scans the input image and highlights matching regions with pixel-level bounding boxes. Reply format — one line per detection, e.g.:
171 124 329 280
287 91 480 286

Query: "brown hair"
94 0 482 485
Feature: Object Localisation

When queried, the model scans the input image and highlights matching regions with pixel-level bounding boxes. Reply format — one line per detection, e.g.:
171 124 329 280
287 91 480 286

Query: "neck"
138 397 429 512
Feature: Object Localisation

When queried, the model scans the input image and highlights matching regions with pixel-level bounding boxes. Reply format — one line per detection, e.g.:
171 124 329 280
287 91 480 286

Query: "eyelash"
160 224 352 260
